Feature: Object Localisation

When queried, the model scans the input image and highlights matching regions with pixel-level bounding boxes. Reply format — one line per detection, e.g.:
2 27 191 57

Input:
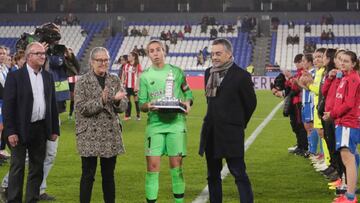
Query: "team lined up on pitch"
272 48 360 203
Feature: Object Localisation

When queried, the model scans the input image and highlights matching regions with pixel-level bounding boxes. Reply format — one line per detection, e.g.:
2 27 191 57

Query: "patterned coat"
74 71 128 158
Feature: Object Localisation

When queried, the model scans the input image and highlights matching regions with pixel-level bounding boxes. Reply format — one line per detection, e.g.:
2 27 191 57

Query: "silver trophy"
152 70 187 113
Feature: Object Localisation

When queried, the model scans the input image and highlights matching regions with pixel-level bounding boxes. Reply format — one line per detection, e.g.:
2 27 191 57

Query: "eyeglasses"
93 58 110 64
30 52 46 57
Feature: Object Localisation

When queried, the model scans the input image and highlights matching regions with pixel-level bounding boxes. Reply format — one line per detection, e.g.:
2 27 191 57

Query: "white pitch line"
192 101 284 203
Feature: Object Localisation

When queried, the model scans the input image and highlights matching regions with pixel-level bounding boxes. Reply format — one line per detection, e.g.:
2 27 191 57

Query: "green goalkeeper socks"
145 168 184 203
145 171 159 202
170 167 185 203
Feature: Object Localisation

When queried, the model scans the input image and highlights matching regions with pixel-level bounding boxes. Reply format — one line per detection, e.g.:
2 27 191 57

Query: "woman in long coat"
74 47 128 203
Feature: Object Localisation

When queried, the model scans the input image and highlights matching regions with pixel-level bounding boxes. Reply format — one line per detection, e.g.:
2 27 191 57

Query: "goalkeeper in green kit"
138 40 193 203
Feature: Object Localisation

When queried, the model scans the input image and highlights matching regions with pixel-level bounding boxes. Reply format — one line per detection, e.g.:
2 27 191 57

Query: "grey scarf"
205 60 233 97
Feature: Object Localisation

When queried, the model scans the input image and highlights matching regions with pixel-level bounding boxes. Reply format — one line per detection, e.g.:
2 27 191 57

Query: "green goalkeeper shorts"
145 132 187 157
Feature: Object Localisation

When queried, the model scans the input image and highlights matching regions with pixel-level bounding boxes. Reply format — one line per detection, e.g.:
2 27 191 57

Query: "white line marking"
192 101 284 203
187 116 285 120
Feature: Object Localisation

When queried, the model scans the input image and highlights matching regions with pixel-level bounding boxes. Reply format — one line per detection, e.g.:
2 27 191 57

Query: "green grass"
0 90 354 202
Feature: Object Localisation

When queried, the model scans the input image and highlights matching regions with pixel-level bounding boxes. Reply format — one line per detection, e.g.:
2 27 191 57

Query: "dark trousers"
80 156 117 203
125 88 140 117
7 120 47 203
205 142 253 203
323 119 344 175
0 132 6 150
69 83 75 117
69 100 74 117
125 100 140 117
289 103 308 150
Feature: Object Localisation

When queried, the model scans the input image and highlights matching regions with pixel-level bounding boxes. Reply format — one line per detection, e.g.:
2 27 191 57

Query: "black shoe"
326 171 339 182
302 151 311 158
293 148 303 155
322 166 336 176
336 186 347 195
39 193 56 201
294 148 308 157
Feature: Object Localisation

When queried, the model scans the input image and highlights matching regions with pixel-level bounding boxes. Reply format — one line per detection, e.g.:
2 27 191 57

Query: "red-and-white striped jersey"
68 76 77 83
123 63 142 88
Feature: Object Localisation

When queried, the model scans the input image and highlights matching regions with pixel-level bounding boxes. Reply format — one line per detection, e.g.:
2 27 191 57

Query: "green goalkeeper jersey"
139 64 193 135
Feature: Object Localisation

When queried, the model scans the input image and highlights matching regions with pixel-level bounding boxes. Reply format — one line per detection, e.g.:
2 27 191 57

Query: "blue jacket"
47 54 70 102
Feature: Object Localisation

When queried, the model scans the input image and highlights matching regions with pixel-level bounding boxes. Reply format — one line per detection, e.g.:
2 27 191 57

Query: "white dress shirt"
27 65 46 122
0 64 8 87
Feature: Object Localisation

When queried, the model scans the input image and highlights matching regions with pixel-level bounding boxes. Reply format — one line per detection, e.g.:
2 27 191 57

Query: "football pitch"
0 90 354 203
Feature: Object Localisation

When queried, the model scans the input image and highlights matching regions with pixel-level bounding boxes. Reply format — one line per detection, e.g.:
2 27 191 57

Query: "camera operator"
41 22 80 200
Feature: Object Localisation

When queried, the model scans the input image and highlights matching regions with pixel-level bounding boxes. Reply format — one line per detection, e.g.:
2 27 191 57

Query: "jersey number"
147 137 151 148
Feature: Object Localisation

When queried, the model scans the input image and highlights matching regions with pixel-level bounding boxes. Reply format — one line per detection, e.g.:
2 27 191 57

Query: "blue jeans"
40 139 58 194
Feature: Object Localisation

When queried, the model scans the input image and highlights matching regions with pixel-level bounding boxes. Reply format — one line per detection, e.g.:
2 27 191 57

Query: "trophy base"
153 103 187 113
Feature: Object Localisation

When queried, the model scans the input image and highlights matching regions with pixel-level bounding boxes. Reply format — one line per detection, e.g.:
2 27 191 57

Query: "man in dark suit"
199 38 257 203
3 42 59 203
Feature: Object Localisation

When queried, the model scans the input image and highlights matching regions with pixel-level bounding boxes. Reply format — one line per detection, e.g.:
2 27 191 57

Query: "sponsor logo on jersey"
150 90 164 98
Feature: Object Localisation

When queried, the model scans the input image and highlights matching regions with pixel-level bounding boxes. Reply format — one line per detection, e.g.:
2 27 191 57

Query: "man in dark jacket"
199 38 257 203
3 42 59 203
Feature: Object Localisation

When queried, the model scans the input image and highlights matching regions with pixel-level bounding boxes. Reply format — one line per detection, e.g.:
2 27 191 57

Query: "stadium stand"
0 21 106 60
108 22 253 71
0 21 254 72
273 21 360 70
3 20 360 74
